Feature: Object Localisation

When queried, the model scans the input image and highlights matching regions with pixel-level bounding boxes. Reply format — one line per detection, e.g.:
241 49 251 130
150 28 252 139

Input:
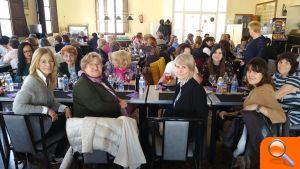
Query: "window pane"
173 13 183 43
218 0 227 12
98 0 105 33
184 14 200 39
202 0 217 12
116 20 123 33
46 20 52 34
174 0 184 11
201 14 216 37
44 0 50 7
0 0 10 18
0 19 12 36
107 0 115 33
216 13 226 41
116 0 123 17
184 0 201 11
44 7 51 20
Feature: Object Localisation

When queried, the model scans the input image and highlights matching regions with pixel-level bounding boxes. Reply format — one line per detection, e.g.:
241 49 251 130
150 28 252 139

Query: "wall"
226 0 257 24
56 0 97 34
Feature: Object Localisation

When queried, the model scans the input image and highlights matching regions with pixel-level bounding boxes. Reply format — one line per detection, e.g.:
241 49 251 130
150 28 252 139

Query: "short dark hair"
54 35 62 43
276 52 299 75
92 33 98 38
246 57 272 90
40 38 51 47
175 43 192 55
0 36 10 45
9 39 20 49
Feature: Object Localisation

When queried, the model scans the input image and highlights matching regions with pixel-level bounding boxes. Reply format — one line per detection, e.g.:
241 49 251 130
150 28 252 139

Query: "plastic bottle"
62 75 69 92
108 74 115 88
231 74 238 93
57 73 64 89
216 77 223 94
5 73 13 92
139 76 145 94
118 78 124 91
135 65 141 92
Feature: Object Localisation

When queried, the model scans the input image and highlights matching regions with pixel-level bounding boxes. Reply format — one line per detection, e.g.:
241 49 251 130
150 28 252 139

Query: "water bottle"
108 75 115 88
216 77 223 94
5 73 13 92
62 75 69 92
135 65 141 92
231 74 238 93
139 76 145 94
118 78 124 91
57 73 64 89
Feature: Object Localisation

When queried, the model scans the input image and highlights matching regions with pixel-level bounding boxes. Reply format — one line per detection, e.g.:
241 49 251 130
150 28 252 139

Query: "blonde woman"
13 47 71 159
110 50 132 80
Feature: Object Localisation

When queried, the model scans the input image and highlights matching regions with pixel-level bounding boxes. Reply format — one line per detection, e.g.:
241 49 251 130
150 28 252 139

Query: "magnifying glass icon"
268 139 295 167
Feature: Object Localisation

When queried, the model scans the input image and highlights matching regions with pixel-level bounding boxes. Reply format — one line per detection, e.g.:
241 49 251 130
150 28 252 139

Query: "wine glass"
164 73 174 91
125 71 131 90
209 74 217 87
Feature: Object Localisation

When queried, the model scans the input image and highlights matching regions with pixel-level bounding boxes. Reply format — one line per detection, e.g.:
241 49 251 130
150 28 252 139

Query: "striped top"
273 73 300 125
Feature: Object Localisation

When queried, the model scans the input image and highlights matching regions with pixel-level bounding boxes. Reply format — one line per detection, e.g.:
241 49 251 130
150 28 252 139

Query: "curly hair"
276 52 299 76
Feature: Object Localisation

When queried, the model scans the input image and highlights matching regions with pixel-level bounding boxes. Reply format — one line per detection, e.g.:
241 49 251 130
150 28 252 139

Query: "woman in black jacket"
169 53 208 118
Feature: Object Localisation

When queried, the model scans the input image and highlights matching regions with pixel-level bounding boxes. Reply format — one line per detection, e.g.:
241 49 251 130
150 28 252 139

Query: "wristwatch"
256 105 262 113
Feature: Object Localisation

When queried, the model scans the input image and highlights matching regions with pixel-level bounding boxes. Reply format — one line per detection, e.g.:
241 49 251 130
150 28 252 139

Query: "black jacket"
59 62 80 78
170 78 208 119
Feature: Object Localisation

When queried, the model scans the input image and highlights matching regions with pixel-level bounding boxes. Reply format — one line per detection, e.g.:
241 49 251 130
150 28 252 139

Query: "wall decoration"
255 1 277 27
272 18 287 41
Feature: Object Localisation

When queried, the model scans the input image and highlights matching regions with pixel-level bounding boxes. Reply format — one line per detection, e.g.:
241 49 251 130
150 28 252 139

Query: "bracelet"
256 105 262 113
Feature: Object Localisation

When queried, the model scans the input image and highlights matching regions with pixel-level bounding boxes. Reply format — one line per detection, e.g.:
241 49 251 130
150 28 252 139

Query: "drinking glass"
125 71 131 90
164 73 174 91
209 74 217 87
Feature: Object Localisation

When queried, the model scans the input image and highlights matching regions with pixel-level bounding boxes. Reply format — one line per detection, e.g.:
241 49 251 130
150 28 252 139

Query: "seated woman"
3 39 20 70
105 50 132 80
13 47 72 158
15 42 33 83
73 52 127 118
272 52 300 126
219 58 286 166
201 44 234 86
59 45 80 78
169 53 208 118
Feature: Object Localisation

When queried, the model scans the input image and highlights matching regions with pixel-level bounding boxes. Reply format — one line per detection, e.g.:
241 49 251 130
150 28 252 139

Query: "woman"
0 35 12 58
192 36 203 49
87 32 99 52
62 34 71 46
105 50 132 80
219 39 235 62
170 53 208 118
54 35 64 53
39 38 56 54
184 33 194 46
272 52 300 126
219 58 286 166
73 52 127 118
3 39 20 70
13 47 72 158
15 42 34 83
59 45 80 78
201 44 233 86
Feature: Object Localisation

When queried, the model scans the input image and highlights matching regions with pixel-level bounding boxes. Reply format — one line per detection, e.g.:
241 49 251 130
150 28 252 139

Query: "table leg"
209 108 217 163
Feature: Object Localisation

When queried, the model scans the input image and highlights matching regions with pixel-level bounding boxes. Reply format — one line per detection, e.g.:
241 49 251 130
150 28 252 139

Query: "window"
173 0 227 42
97 0 125 34
44 0 52 34
0 0 12 36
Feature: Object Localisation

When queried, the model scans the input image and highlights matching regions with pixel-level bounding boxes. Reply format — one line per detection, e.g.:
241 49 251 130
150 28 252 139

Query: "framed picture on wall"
68 25 88 37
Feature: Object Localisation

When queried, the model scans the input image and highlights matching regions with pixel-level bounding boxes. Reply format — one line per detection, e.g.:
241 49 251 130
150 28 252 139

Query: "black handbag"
241 110 273 152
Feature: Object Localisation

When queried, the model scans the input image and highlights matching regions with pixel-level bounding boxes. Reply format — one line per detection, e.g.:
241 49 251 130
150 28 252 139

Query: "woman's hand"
119 99 127 109
219 111 228 119
48 108 58 122
243 104 258 111
64 107 72 119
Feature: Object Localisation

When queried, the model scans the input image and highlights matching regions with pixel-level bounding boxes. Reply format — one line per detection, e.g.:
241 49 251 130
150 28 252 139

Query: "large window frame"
173 0 227 43
0 0 12 36
96 0 128 35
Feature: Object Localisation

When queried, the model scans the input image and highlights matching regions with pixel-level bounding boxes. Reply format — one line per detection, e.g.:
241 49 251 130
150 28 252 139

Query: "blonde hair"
80 52 103 70
174 53 195 77
249 21 261 33
29 47 58 90
111 50 132 68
